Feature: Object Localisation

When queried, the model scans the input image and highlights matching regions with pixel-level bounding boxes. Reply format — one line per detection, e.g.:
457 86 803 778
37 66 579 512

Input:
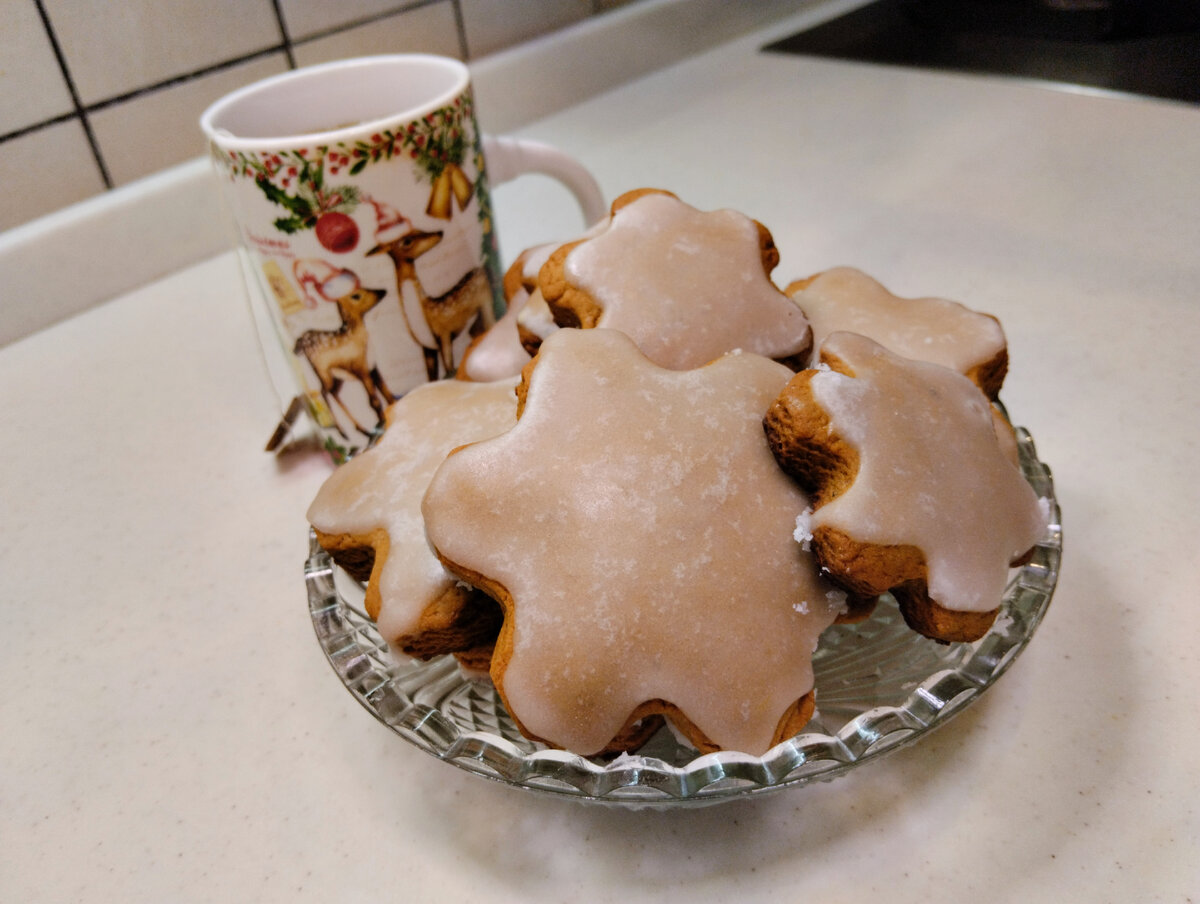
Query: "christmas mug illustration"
202 54 604 462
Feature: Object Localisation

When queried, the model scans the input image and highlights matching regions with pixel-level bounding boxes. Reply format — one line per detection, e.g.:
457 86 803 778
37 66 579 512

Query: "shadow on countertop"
764 0 1200 104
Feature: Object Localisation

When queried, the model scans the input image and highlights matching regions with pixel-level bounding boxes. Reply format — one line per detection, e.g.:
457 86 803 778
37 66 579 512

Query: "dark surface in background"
764 0 1200 103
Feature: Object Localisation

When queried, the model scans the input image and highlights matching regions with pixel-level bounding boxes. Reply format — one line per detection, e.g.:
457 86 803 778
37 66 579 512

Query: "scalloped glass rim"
307 426 1060 807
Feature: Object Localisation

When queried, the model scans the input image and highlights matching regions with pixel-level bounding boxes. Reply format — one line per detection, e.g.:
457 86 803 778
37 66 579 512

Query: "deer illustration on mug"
291 261 394 439
367 226 492 381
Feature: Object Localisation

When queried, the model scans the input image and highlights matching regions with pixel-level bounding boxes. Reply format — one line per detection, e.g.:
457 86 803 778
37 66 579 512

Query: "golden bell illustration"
425 163 474 220
426 169 452 219
449 163 474 207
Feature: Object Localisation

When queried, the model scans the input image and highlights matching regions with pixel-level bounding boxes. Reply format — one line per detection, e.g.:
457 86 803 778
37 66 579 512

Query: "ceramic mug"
201 54 604 461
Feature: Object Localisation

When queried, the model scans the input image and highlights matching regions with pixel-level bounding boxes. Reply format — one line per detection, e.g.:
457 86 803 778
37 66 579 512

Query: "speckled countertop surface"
2 3 1198 901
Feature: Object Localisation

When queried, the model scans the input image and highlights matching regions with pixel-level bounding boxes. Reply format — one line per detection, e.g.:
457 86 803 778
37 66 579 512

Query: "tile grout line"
0 111 81 145
1 0 472 148
30 0 113 188
269 0 298 69
71 49 290 118
1 0 620 177
450 0 472 60
287 0 458 54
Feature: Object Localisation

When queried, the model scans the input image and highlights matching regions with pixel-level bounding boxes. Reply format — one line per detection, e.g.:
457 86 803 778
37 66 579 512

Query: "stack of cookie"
307 188 1047 757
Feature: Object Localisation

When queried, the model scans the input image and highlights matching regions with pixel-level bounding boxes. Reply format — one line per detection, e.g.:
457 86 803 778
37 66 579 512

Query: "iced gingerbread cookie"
537 189 812 370
422 328 849 756
459 220 612 380
457 245 558 382
515 288 558 356
511 218 612 357
764 331 1046 643
307 377 519 659
787 267 1008 398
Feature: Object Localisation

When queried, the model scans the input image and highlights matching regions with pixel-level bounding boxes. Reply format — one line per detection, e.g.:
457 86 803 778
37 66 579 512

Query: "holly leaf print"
273 215 307 234
256 176 313 218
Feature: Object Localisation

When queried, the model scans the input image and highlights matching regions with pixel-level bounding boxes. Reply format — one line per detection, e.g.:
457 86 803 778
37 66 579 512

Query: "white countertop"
3 4 1199 901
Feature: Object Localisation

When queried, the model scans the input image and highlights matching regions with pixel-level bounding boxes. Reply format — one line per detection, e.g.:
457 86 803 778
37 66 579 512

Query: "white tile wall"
460 0 593 57
291 2 464 69
88 55 291 186
6 119 109 224
1 0 640 232
0 0 74 133
40 0 283 104
280 0 426 42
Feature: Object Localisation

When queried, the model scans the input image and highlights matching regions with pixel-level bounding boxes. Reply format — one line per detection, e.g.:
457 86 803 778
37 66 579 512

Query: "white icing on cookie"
423 329 842 755
520 242 558 283
307 377 518 643
515 289 558 342
459 306 529 382
562 193 811 369
789 268 1005 377
809 332 1044 612
462 227 624 381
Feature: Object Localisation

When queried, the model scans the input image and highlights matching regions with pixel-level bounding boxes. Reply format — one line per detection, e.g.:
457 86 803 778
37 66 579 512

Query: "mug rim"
200 54 470 151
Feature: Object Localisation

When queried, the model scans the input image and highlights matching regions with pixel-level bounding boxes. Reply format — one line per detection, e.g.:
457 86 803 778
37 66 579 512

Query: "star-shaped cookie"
786 267 1008 398
764 331 1046 642
458 243 558 382
538 189 812 370
307 377 518 659
422 328 847 755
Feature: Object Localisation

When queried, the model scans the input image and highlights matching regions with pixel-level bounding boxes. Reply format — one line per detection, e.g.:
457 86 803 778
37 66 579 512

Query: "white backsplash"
0 0 636 231
0 0 816 347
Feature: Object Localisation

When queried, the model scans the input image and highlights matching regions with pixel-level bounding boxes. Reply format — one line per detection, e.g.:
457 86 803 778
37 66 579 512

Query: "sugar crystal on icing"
793 507 815 549
826 589 849 614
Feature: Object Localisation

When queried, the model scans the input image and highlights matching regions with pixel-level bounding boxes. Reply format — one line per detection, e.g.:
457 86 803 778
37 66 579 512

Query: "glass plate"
307 426 1060 807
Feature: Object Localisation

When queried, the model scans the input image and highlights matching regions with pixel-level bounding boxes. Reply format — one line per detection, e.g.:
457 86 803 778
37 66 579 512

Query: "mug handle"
482 135 607 226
